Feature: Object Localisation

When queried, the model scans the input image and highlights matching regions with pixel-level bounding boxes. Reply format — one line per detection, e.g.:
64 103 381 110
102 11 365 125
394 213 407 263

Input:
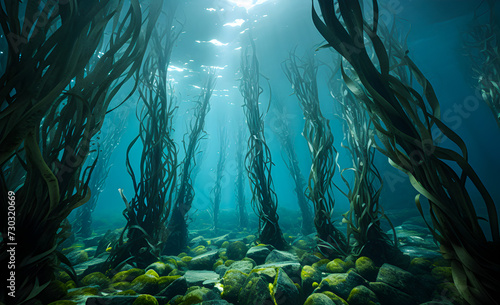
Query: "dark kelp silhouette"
240 38 287 250
107 8 180 270
312 0 500 304
283 52 348 257
0 0 161 303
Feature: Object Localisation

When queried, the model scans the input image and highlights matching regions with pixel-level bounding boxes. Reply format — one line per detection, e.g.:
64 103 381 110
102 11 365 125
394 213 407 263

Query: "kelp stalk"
212 128 227 231
282 52 348 257
240 38 287 250
313 1 499 303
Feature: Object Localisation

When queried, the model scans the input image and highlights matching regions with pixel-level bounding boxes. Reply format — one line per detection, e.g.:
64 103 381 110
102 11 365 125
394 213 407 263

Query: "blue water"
92 0 500 235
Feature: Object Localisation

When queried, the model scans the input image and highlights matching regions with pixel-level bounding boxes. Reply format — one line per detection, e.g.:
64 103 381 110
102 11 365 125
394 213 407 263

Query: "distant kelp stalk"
330 61 406 267
283 52 348 258
463 0 500 128
107 6 180 270
240 38 287 250
211 128 228 232
236 125 249 229
312 0 500 304
271 98 314 235
0 0 162 303
163 70 216 255
73 111 128 238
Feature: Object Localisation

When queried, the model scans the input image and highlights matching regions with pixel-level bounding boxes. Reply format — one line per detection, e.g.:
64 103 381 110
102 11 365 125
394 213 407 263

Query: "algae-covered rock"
245 246 271 265
67 250 89 265
222 269 248 303
326 259 348 273
314 272 367 300
431 266 453 282
322 291 349 305
272 268 300 305
376 263 416 295
146 261 175 276
116 289 137 295
237 273 273 305
369 282 417 305
265 250 299 263
312 259 331 272
355 256 377 281
81 272 110 288
409 257 433 275
346 285 380 305
226 241 248 260
158 275 181 291
254 261 301 283
190 245 208 256
132 294 158 305
112 268 145 283
157 276 188 299
304 293 335 305
227 260 253 274
301 265 322 295
130 274 159 294
250 267 277 283
183 270 220 287
189 250 219 270
110 281 132 290
178 287 211 305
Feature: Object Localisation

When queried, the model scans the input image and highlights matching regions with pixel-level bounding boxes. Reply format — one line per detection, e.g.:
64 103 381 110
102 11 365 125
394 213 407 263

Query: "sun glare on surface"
227 0 268 11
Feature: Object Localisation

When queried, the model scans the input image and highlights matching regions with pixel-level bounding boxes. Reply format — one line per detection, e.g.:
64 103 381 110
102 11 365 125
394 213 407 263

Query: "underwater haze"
1 0 500 304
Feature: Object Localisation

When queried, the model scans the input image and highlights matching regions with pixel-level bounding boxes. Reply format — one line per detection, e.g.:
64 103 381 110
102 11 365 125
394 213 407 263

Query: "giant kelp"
283 53 348 257
164 71 216 254
212 128 228 231
313 0 500 304
240 38 287 250
73 111 128 238
271 98 314 235
464 0 500 128
236 125 249 229
330 66 404 266
0 0 162 303
107 8 180 270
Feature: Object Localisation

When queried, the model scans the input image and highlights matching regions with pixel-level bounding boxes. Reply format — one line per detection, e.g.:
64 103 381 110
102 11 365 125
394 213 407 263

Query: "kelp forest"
1 0 499 305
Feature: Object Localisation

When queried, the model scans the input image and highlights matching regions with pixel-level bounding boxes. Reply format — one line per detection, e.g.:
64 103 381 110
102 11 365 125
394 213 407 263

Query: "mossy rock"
190 245 207 256
146 261 175 276
225 260 235 267
301 265 322 295
66 287 100 298
409 257 432 275
346 285 380 305
130 274 159 294
322 291 349 305
39 280 67 304
110 281 132 290
116 289 137 295
431 266 453 282
82 272 110 288
145 269 159 278
133 294 159 305
222 269 248 303
112 268 145 283
179 287 211 305
221 241 230 248
158 275 181 291
47 301 77 305
61 243 85 254
67 250 89 265
304 293 335 305
163 257 179 269
168 269 185 276
176 260 188 269
326 259 348 273
181 256 193 263
355 257 377 281
312 259 331 272
178 252 188 258
226 241 249 260
213 259 224 270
